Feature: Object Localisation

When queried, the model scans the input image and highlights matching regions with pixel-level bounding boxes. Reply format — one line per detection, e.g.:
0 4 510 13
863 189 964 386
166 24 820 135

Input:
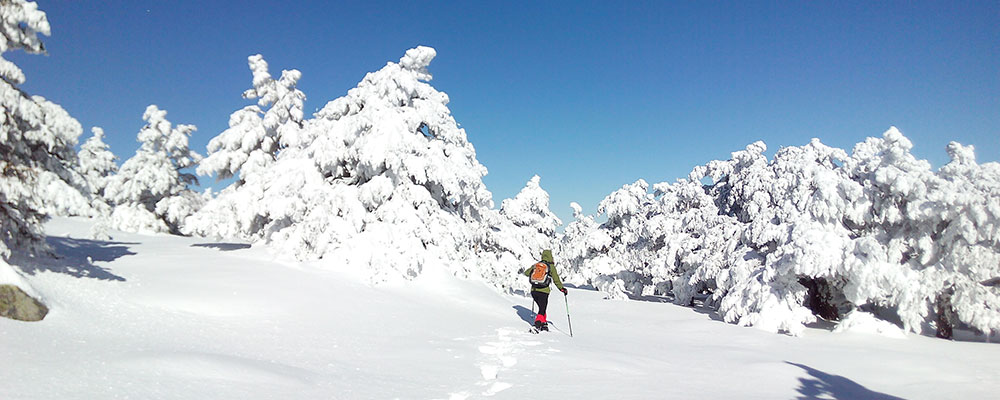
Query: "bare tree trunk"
934 288 956 339
799 277 839 321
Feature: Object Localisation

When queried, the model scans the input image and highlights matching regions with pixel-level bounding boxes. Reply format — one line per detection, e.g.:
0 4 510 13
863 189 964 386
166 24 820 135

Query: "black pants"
531 290 549 316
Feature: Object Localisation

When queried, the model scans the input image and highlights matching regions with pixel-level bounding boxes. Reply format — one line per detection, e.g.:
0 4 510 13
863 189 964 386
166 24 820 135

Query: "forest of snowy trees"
2 0 997 339
558 130 1000 338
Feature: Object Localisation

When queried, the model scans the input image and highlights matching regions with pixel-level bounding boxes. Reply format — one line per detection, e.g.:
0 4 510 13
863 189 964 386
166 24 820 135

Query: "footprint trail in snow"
448 326 544 398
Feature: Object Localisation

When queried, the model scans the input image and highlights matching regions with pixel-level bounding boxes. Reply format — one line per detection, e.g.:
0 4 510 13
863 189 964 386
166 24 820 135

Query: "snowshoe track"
447 327 543 398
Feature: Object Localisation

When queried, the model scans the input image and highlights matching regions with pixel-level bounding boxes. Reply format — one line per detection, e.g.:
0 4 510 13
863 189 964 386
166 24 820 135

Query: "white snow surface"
2 217 998 399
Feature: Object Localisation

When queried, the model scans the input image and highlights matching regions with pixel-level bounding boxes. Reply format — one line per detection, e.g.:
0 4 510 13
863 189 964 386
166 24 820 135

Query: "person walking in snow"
523 249 567 331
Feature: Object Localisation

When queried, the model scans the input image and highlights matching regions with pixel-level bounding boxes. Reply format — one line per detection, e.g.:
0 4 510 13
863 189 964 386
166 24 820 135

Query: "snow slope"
2 217 997 399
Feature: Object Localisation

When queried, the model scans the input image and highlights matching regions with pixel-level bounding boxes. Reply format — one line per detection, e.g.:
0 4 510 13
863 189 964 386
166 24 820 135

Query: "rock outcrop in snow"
0 283 48 321
561 128 1000 338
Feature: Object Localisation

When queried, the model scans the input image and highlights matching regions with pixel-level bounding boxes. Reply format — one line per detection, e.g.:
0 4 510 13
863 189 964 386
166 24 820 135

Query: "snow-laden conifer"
0 0 89 314
501 175 562 236
497 175 562 261
481 175 564 289
198 54 305 181
838 130 1000 337
563 127 1000 338
105 105 202 234
77 127 118 214
189 47 554 289
0 0 88 257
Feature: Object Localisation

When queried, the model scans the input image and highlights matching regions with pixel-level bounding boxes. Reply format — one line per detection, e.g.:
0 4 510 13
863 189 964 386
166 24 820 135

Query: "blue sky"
11 1 999 225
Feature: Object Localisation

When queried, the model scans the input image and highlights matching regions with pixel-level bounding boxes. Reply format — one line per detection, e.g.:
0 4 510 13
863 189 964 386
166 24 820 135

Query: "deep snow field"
2 217 998 399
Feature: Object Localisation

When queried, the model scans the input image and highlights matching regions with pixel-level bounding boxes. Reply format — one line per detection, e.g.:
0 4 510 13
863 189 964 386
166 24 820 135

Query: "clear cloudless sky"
10 0 999 225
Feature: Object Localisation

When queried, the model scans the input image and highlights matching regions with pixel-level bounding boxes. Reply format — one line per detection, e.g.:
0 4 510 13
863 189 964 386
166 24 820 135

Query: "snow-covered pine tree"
104 105 203 234
190 46 544 289
697 139 859 335
77 127 118 213
187 55 306 240
564 127 1000 338
840 129 1000 338
501 176 562 236
29 98 92 218
924 142 1000 338
559 201 612 285
0 0 88 255
559 176 723 302
0 0 87 320
197 54 305 182
470 175 565 290
567 180 661 299
498 175 562 255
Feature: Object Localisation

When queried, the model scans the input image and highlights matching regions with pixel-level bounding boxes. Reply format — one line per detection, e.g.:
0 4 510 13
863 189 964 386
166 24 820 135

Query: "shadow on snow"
512 305 535 326
786 362 904 400
191 243 251 251
14 236 135 281
512 304 572 336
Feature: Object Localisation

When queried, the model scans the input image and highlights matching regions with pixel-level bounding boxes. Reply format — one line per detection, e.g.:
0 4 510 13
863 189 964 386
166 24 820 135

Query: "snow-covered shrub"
104 105 202 234
564 127 1000 338
0 0 88 258
189 47 555 290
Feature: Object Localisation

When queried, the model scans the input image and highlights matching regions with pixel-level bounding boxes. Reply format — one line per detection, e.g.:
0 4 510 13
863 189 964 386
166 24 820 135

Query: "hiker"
523 249 567 331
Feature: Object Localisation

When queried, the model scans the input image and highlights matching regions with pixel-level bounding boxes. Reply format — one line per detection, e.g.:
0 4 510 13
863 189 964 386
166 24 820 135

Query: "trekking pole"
564 293 573 337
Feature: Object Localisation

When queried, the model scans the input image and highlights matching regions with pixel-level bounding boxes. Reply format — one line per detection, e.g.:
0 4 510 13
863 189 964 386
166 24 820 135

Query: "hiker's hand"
560 288 568 295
